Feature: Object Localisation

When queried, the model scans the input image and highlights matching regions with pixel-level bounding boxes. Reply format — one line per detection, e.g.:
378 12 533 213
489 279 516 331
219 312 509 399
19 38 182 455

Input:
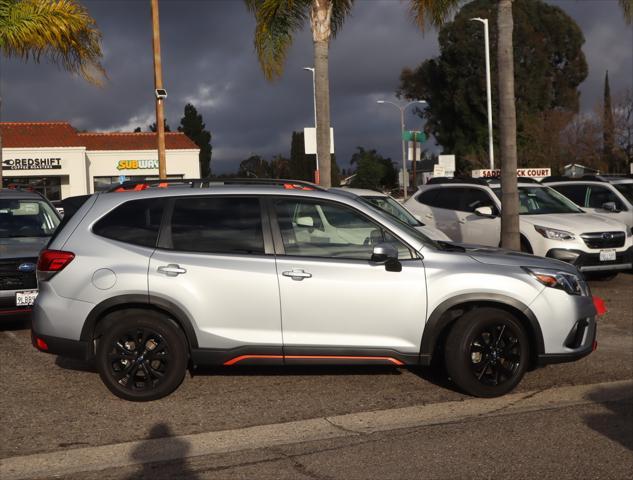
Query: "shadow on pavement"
0 315 30 331
126 423 200 480
583 383 633 451
55 355 97 373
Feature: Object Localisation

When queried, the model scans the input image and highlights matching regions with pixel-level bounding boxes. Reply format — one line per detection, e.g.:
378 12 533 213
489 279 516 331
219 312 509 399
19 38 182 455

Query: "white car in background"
403 179 633 277
543 176 633 230
331 188 452 241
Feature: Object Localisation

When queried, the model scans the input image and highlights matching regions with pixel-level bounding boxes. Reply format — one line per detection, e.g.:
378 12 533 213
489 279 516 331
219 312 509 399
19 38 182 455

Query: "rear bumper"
31 329 93 361
0 290 34 317
546 246 633 272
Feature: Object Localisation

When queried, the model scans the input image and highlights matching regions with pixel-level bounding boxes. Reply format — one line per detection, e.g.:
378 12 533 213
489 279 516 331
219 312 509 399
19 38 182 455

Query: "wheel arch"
80 294 199 354
421 294 545 367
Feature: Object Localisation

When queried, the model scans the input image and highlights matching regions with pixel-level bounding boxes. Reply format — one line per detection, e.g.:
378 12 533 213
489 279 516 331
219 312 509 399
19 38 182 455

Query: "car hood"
451 243 579 273
520 213 627 233
0 236 49 260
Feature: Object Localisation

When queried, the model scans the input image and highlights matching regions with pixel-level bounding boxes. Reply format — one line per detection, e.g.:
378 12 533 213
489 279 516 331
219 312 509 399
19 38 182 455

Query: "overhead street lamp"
303 67 319 184
471 17 494 170
376 99 426 200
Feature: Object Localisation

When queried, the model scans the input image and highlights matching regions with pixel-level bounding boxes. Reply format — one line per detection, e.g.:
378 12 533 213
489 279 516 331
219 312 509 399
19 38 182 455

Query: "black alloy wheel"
445 307 529 397
96 310 187 401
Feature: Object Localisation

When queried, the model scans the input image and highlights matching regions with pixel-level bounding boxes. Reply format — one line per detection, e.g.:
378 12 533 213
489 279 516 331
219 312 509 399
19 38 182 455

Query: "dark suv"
0 188 60 318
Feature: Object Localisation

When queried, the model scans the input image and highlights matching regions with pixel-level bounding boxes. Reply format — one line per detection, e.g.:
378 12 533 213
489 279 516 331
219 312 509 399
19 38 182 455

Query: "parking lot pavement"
0 273 631 466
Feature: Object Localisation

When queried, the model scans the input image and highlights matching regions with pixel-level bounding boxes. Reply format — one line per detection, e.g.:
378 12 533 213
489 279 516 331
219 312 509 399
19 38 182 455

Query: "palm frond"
247 0 311 80
0 0 105 84
620 0 632 24
407 0 461 31
330 0 354 37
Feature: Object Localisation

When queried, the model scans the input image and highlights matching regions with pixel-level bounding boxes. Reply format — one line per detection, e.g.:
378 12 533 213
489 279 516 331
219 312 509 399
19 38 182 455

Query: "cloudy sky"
1 0 631 174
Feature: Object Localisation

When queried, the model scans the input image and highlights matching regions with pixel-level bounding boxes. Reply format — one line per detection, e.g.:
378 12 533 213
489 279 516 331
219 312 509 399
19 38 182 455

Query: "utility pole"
412 133 417 189
471 17 494 170
151 0 167 179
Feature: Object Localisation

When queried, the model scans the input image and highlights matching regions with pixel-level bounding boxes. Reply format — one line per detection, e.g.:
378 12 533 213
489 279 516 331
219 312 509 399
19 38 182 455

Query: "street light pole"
151 0 167 180
376 100 426 200
303 67 319 184
471 17 494 170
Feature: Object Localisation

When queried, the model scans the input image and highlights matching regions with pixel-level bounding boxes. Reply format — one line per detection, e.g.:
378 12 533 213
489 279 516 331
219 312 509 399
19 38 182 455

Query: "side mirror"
474 206 495 217
601 201 618 212
295 216 314 228
371 243 401 272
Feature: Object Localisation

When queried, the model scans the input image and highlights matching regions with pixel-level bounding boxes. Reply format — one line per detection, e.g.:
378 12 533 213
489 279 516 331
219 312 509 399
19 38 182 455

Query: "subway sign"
472 168 551 179
2 157 62 170
117 160 159 170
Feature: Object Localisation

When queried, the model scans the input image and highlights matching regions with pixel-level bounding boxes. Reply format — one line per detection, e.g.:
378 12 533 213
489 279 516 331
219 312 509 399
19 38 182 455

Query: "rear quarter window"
93 198 165 248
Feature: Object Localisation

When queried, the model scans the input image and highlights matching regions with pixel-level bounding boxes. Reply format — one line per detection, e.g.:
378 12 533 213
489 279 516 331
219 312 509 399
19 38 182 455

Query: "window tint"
419 187 495 212
93 198 165 247
460 188 497 213
552 185 588 206
275 198 412 260
170 197 264 255
588 186 624 210
416 189 440 207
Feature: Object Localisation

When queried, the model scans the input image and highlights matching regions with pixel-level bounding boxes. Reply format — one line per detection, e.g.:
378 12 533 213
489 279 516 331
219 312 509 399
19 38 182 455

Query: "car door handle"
282 269 312 281
157 264 187 276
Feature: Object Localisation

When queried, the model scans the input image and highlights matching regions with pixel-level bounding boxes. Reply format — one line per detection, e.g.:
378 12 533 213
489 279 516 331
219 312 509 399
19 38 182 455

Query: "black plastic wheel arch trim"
419 293 545 363
80 294 199 351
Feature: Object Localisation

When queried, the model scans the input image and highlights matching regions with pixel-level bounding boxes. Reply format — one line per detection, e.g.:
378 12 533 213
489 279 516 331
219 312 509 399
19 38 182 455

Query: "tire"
95 309 188 401
444 307 529 398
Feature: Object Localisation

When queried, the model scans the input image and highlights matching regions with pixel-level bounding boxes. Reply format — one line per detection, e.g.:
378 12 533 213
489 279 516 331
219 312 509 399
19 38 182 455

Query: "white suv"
543 176 633 230
403 179 633 276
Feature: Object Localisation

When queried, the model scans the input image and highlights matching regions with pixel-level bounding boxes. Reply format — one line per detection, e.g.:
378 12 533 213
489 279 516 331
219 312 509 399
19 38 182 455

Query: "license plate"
599 249 616 262
16 290 38 307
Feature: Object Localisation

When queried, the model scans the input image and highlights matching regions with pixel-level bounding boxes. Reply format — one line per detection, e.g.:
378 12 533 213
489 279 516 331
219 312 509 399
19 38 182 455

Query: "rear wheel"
95 309 188 401
445 307 529 397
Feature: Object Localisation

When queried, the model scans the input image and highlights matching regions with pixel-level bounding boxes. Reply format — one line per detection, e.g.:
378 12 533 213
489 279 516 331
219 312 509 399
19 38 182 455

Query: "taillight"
37 249 75 272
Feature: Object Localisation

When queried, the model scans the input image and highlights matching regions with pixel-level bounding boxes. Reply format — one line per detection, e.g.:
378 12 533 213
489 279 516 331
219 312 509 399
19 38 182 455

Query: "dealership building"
1 122 200 200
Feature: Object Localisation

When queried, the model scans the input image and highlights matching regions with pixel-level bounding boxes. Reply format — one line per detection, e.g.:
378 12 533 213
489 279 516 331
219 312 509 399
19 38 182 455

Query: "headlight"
534 225 575 241
523 267 590 296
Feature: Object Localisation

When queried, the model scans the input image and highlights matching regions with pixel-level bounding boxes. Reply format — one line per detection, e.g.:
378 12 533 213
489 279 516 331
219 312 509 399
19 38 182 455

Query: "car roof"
0 188 47 200
330 187 387 198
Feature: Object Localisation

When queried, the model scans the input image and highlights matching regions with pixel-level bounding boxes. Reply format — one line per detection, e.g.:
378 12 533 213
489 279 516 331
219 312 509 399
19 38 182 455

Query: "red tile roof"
79 132 198 150
0 122 198 151
0 122 83 148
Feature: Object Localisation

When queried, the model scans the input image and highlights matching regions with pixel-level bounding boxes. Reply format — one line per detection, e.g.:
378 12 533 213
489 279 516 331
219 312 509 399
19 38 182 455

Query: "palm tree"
0 0 104 185
245 0 353 188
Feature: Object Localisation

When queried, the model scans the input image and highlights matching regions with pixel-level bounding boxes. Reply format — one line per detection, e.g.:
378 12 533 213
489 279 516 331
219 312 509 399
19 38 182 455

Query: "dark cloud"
1 0 631 174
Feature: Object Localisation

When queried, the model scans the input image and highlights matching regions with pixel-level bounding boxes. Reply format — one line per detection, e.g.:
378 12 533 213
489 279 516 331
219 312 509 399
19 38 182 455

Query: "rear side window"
93 198 165 248
552 185 588 206
170 197 264 255
416 189 440 207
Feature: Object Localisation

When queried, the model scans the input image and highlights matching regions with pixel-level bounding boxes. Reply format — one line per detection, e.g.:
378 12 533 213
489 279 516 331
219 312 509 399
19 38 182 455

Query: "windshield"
361 196 421 227
492 186 584 215
614 183 633 203
0 199 60 238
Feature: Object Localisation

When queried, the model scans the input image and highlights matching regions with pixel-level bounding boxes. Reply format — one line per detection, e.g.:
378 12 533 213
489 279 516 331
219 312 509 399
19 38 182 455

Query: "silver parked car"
32 179 600 401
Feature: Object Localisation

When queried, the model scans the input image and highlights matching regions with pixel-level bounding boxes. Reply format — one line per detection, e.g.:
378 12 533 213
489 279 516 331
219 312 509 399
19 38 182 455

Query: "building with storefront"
1 122 200 200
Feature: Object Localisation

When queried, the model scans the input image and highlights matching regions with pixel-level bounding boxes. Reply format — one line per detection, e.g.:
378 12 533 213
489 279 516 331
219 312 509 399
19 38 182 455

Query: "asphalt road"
1 273 631 479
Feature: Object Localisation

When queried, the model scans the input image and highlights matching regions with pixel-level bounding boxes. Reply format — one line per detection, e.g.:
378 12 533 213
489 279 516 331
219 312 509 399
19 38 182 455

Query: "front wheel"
444 308 529 397
95 309 188 401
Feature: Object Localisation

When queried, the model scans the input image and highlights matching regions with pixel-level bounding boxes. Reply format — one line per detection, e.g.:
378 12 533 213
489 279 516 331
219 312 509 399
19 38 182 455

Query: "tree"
178 103 212 177
133 127 142 133
603 71 616 172
149 119 170 132
400 0 587 169
270 154 290 178
349 147 397 191
238 155 270 178
614 89 633 167
289 131 314 181
245 0 354 188
0 0 104 185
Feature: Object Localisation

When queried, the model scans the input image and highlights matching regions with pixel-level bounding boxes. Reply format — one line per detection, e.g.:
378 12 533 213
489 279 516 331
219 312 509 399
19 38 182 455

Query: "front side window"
93 198 165 247
0 199 60 238
274 198 412 260
170 197 264 255
492 187 584 215
588 186 625 210
363 196 420 226
614 183 633 204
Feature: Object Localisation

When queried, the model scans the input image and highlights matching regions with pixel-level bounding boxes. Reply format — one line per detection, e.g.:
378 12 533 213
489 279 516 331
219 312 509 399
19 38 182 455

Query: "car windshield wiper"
436 241 466 252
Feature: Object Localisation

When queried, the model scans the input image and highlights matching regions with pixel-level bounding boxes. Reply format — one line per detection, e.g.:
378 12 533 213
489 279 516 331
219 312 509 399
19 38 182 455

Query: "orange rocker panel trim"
223 355 405 366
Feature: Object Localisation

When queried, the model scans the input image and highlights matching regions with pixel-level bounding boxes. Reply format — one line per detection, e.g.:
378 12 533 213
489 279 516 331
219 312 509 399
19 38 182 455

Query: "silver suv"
32 179 601 401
